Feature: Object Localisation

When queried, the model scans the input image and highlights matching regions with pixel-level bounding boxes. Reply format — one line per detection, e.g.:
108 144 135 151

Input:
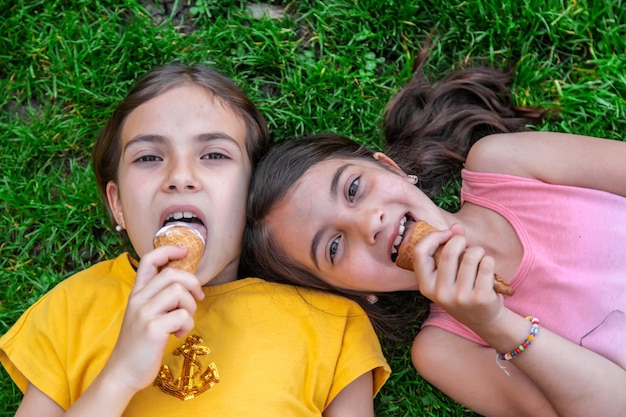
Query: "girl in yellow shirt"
0 64 389 416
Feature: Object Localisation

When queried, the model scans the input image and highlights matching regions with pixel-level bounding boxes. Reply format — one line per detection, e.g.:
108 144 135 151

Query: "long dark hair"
243 133 430 342
384 49 553 196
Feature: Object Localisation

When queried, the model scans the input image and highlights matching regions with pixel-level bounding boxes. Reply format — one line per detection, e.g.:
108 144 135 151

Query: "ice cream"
153 224 205 273
395 220 514 296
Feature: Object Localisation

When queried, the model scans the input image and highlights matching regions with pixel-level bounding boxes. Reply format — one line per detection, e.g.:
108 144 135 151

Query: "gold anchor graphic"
154 334 220 400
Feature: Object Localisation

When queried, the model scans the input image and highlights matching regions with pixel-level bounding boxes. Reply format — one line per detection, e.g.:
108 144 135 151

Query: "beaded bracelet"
495 316 540 376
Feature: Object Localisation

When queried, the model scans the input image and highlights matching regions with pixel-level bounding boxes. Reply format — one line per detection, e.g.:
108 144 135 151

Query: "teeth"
393 233 403 249
166 211 198 221
391 215 409 256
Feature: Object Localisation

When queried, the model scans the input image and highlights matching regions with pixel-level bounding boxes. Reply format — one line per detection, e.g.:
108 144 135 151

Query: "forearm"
479 310 626 416
64 366 137 417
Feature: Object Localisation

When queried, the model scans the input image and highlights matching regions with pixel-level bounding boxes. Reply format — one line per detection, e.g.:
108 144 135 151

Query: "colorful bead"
497 316 540 363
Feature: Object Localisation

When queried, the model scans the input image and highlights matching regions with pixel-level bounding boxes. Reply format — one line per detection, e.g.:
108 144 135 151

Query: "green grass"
1 0 624 415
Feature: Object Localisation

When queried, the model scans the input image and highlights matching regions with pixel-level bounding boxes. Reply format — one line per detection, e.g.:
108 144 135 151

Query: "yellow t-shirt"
0 253 389 415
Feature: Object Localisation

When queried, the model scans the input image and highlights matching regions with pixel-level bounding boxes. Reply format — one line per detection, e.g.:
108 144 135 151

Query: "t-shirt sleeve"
326 301 391 407
0 286 71 410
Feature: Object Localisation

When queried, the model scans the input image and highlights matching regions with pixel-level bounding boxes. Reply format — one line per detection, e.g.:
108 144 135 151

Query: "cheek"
117 187 144 215
343 256 384 283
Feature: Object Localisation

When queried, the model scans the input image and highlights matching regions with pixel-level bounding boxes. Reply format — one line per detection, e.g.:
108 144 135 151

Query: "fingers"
134 275 200 319
141 306 196 340
126 247 205 337
411 229 456 295
412 228 505 329
448 223 465 237
417 233 498 299
412 228 452 273
455 246 489 293
133 246 205 302
125 246 205 345
134 245 188 291
431 234 468 291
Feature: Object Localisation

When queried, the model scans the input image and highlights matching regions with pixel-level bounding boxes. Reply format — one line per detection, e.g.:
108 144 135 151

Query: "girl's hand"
101 245 205 395
412 228 505 328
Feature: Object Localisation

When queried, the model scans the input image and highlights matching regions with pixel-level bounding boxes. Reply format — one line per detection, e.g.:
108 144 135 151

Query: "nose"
350 206 384 245
165 158 201 192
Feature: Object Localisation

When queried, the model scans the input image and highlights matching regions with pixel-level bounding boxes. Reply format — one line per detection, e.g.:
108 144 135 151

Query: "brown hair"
93 63 270 226
384 49 553 196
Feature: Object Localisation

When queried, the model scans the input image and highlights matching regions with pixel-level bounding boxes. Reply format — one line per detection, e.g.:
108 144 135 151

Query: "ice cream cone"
396 220 514 296
153 224 205 274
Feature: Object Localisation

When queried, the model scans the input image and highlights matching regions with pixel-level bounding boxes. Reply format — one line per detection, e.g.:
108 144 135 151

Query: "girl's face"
106 84 250 285
266 156 446 292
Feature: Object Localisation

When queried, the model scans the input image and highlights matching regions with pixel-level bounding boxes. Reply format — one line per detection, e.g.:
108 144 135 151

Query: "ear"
106 181 125 229
373 152 406 176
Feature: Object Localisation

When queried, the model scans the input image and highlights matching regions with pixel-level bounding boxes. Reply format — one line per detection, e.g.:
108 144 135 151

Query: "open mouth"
161 211 208 244
163 211 204 227
391 214 415 262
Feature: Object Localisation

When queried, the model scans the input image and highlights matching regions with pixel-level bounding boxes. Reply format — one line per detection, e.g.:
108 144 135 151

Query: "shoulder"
465 133 532 177
289 285 369 319
239 278 366 314
53 253 135 293
18 254 135 320
466 131 571 177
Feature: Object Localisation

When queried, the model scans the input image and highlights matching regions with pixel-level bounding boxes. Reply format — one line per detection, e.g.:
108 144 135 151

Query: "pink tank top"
423 170 626 366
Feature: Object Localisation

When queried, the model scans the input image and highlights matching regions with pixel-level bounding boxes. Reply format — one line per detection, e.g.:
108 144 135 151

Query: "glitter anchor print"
154 335 220 400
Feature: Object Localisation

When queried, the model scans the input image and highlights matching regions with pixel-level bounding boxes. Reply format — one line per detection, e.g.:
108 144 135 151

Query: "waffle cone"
395 220 514 296
153 224 205 273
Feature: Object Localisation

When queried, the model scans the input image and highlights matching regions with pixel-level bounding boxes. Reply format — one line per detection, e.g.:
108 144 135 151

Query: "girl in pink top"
243 49 626 416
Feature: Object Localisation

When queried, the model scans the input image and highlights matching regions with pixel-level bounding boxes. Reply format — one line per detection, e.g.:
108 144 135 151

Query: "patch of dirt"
142 1 289 33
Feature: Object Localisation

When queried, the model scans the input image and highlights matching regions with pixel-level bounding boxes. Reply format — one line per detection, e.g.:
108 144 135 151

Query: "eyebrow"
123 132 241 154
310 163 351 270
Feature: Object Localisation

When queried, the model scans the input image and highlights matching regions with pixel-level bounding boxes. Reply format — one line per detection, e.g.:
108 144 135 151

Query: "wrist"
97 360 145 402
66 365 137 416
473 309 535 352
494 316 540 376
497 316 539 360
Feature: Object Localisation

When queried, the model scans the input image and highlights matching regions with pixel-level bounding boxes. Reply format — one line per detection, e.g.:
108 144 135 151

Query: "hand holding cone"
395 221 514 296
153 224 205 274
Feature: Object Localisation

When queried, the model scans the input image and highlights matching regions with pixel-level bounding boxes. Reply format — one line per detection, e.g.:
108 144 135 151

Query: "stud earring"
115 224 123 232
407 174 418 185
366 294 378 305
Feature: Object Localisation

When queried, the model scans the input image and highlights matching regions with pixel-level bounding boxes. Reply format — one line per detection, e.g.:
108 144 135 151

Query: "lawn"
1 0 624 415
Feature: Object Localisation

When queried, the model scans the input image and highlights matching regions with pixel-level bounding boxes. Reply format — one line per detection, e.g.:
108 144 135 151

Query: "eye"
134 154 162 163
329 236 340 263
347 177 359 202
202 152 228 160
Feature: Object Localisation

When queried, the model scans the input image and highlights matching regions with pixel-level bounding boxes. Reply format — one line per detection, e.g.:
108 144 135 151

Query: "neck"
449 203 523 278
200 259 240 286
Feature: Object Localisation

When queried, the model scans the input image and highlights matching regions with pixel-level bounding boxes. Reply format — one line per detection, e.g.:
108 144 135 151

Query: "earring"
407 174 418 185
366 294 378 305
115 224 123 232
